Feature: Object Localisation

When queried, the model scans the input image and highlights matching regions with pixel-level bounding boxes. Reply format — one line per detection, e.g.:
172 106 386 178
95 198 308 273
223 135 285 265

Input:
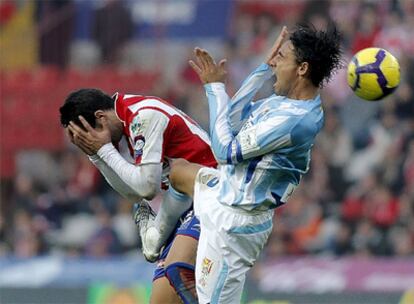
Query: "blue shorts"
153 209 200 281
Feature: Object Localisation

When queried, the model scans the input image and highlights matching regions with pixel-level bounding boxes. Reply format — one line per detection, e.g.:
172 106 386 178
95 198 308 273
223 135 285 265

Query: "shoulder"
130 106 169 124
129 96 176 117
115 93 170 122
128 106 171 139
261 102 305 127
290 111 320 144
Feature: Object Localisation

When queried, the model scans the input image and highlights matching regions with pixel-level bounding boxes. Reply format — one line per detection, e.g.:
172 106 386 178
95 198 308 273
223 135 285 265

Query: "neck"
287 79 319 100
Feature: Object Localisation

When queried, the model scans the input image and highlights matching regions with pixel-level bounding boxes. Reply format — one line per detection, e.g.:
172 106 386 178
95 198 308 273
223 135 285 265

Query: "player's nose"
268 56 278 67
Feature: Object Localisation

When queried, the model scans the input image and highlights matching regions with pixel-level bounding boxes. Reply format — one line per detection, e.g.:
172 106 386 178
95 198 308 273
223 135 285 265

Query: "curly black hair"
290 22 342 87
59 88 114 128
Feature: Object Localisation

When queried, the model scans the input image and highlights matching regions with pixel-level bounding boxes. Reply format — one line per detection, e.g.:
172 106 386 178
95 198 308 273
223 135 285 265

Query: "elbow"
214 155 228 165
130 164 162 200
211 141 232 165
212 148 230 165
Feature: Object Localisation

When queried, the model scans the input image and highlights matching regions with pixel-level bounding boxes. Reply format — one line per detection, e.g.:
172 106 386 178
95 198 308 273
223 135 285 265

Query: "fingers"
69 126 93 151
67 121 99 156
189 60 202 75
190 47 227 84
67 124 80 142
79 116 95 133
218 59 227 69
194 47 216 69
281 25 288 37
71 136 94 155
68 121 83 133
68 122 90 143
218 59 227 76
67 125 81 145
194 47 207 70
66 128 74 142
266 25 289 63
275 25 288 48
201 49 216 66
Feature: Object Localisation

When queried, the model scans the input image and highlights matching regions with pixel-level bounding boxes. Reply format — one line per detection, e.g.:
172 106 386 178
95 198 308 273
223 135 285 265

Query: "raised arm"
229 26 289 132
204 83 301 164
228 64 273 132
190 46 299 165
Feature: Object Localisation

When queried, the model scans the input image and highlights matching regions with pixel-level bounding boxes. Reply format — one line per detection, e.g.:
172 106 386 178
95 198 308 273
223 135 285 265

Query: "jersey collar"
113 92 126 123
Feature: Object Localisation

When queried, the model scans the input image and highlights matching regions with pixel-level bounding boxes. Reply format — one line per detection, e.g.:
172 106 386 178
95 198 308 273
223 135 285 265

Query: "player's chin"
112 133 122 144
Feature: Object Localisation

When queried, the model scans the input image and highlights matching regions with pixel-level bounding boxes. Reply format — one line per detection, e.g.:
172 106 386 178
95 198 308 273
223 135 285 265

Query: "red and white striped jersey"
114 93 217 169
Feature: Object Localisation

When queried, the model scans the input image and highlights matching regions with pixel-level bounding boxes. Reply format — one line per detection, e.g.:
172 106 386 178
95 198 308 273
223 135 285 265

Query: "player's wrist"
96 142 116 159
88 154 100 162
204 82 225 90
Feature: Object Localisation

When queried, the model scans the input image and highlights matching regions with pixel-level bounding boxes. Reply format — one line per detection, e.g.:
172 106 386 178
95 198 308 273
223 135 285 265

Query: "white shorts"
193 167 274 304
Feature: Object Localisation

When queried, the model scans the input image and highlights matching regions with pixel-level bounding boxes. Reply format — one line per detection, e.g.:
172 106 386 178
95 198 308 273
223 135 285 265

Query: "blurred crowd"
1 0 413 260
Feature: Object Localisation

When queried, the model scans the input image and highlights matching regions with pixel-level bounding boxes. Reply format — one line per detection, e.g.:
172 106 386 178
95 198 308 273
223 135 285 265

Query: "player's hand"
66 127 92 153
189 47 227 84
67 116 111 155
265 25 289 65
66 126 95 155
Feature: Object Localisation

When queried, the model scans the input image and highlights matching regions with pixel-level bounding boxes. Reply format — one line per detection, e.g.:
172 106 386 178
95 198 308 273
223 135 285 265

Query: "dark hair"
59 88 114 128
290 23 342 87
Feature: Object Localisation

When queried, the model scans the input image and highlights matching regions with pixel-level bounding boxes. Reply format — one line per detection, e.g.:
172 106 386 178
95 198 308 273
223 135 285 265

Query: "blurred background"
0 0 413 303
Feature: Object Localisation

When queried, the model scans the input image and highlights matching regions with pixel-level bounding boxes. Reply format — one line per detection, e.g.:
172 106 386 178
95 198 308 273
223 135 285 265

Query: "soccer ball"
347 47 400 101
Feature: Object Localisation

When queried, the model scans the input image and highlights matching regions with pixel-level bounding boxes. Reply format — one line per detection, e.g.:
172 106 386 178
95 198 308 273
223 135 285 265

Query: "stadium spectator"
92 0 133 64
36 0 75 68
351 4 380 54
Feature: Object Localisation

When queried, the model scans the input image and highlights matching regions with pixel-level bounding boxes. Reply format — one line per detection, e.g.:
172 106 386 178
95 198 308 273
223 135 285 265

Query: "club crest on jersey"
239 127 259 154
199 174 219 187
133 135 145 157
130 116 143 136
206 177 219 188
199 257 213 287
241 119 254 131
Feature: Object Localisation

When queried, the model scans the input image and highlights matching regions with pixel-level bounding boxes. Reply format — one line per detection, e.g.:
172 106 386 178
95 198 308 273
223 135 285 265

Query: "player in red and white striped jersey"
60 88 216 304
113 92 215 172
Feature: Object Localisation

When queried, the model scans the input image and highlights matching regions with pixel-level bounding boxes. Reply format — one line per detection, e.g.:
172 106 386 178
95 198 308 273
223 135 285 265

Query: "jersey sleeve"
95 143 162 200
229 63 273 133
204 82 301 165
128 108 170 165
89 154 153 202
233 111 300 162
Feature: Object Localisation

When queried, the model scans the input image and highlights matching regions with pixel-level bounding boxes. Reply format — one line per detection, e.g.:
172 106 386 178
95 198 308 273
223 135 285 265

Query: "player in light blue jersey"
146 24 342 303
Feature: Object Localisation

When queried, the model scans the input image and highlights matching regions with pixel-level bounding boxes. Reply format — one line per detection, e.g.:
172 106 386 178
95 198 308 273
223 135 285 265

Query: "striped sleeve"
234 112 299 162
204 82 300 165
229 63 273 133
204 82 233 164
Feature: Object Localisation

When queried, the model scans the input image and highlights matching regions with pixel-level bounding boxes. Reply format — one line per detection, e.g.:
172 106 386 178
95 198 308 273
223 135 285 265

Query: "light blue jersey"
204 63 324 211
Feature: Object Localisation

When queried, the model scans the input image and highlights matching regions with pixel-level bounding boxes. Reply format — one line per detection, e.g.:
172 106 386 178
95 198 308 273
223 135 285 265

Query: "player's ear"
94 110 106 129
297 61 309 77
94 110 105 120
